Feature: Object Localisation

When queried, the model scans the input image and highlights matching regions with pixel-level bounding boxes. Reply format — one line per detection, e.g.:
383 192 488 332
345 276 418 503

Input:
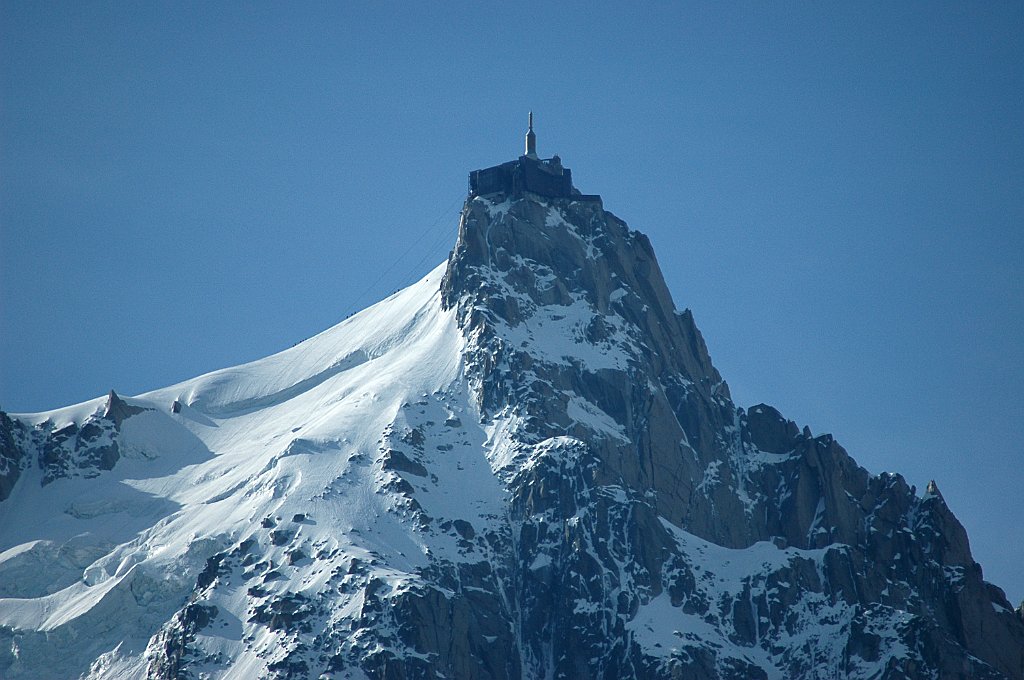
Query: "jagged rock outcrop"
0 411 28 502
1 390 147 489
431 193 1024 678
1 188 1020 679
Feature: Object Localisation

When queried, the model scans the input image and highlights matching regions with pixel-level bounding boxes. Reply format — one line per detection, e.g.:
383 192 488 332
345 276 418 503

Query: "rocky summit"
1 177 1022 679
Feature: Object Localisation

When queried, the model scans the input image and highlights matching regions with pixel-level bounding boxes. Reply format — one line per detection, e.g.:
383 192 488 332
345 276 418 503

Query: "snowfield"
1 263 479 677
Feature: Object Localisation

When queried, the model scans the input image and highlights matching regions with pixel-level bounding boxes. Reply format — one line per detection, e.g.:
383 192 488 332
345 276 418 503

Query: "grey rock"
0 411 28 501
431 192 1024 678
115 191 1024 678
102 389 145 427
1 390 152 494
11 189 1022 679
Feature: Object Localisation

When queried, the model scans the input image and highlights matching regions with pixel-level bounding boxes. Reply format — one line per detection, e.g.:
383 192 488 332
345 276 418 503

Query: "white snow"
0 200 945 679
0 262 508 678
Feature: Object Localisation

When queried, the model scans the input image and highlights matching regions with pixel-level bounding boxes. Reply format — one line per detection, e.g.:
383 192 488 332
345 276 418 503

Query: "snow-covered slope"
1 190 1022 679
0 262 474 677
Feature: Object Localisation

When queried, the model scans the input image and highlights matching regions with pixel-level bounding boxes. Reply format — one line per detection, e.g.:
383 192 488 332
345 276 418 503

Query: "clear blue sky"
2 3 1021 603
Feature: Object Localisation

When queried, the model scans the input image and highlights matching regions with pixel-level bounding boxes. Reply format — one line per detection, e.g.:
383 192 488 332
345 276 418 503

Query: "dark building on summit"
469 114 601 202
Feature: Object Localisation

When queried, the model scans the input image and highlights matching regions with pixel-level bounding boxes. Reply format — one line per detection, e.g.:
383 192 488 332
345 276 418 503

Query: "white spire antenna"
525 111 537 157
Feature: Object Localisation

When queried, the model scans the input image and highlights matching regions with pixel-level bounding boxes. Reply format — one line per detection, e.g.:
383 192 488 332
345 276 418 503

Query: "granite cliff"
1 183 1021 679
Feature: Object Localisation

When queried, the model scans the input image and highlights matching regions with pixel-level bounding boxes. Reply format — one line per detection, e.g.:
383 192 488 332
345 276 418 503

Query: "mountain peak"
442 192 725 392
1 161 1022 678
925 478 944 499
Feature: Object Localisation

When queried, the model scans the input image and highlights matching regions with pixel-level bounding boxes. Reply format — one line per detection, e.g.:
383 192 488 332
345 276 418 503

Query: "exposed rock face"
0 411 28 501
1 190 1021 679
431 193 1024 678
0 390 147 490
